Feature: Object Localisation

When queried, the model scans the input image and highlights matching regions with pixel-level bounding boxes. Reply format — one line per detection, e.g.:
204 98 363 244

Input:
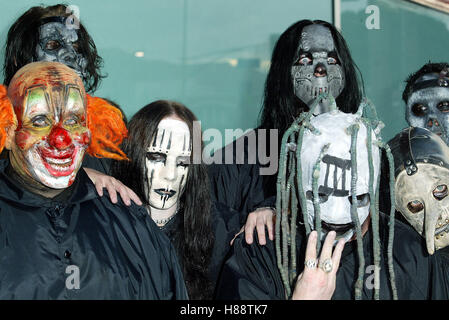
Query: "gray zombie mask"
291 24 345 114
406 73 449 144
36 19 87 80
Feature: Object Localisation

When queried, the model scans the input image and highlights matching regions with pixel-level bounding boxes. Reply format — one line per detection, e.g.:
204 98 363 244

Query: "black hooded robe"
0 163 188 300
215 213 449 300
160 202 241 296
208 129 277 225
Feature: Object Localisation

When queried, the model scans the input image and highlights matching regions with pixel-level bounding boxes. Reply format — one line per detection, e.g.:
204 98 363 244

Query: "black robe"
0 162 188 300
160 202 240 295
208 129 276 224
215 213 449 300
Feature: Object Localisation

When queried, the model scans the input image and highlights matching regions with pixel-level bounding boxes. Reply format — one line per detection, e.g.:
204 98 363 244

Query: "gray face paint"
406 73 449 145
36 22 87 79
291 24 345 114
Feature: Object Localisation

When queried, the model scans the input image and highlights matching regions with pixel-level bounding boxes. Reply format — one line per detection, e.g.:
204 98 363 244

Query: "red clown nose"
48 126 72 150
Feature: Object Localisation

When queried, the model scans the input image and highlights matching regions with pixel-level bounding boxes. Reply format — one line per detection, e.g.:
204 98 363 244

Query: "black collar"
0 159 98 207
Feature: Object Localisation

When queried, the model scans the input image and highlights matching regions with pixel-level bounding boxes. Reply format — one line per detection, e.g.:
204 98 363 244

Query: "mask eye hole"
327 52 340 65
45 40 61 51
437 101 449 113
348 193 370 208
295 53 312 66
433 184 448 200
407 200 424 213
411 103 428 117
72 41 80 53
306 191 329 203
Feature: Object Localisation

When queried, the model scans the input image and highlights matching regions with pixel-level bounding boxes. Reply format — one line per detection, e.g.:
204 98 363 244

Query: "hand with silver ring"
319 258 333 273
292 230 345 300
305 259 318 269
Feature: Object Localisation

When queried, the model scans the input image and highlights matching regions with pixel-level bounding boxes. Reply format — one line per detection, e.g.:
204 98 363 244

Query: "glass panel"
1 0 332 148
341 0 449 141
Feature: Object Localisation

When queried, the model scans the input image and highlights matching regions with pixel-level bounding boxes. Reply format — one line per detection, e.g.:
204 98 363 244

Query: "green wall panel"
341 0 449 141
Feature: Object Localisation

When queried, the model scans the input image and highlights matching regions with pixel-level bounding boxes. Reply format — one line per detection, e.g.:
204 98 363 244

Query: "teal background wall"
0 0 448 145
0 0 332 148
341 0 449 141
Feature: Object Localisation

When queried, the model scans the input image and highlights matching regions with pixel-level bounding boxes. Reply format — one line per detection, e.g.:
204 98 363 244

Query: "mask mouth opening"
321 220 354 234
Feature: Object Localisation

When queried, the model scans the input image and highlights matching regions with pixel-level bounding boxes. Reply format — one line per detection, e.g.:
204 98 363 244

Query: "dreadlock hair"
3 3 104 93
276 93 397 300
259 19 364 140
110 100 214 300
402 62 449 103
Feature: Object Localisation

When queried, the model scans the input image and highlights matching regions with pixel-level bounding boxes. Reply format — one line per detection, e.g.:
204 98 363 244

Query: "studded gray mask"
406 73 449 145
291 24 345 114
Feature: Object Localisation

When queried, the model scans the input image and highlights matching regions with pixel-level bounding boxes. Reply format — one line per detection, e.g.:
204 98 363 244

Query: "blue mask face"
406 73 449 144
36 22 87 80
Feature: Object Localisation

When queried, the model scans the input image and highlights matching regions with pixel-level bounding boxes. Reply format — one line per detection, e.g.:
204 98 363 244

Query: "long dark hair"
111 100 214 300
3 4 104 93
259 19 364 137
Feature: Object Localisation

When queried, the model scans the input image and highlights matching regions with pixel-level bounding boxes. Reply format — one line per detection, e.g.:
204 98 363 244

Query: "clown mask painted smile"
11 84 89 189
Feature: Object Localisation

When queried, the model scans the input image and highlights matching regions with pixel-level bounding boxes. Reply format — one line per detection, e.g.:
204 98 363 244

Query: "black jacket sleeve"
215 231 286 300
208 131 274 225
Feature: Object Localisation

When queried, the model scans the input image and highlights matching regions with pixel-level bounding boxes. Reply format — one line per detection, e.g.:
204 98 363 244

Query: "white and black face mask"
396 163 449 254
36 18 87 80
300 111 380 242
291 24 345 114
145 119 191 210
406 73 449 145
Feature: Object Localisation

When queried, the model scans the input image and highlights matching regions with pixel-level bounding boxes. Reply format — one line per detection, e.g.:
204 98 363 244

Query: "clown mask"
145 118 191 210
7 62 90 189
300 111 380 242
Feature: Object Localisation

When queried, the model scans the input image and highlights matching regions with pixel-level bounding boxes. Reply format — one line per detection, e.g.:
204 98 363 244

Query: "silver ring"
304 259 318 269
319 258 333 273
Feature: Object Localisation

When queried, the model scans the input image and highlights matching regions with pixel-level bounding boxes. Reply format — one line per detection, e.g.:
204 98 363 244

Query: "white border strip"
334 0 342 31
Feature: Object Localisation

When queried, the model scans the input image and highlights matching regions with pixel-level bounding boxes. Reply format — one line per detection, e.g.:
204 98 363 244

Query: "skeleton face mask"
406 73 449 145
36 19 87 80
300 111 380 242
291 24 345 114
8 62 89 189
145 119 191 210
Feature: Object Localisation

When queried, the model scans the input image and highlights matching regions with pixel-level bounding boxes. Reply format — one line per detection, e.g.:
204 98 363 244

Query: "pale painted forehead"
157 119 190 134
299 24 335 52
39 22 78 41
148 119 191 155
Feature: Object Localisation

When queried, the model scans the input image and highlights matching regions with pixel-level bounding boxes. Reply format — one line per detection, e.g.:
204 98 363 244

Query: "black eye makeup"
348 193 370 208
146 152 166 163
